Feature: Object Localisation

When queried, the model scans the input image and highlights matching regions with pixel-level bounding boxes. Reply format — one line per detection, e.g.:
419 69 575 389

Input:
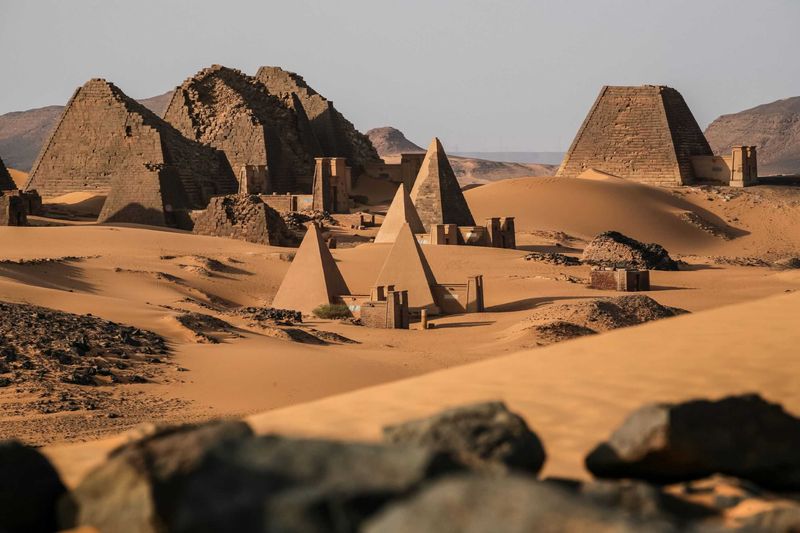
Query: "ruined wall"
163 65 315 194
255 66 381 173
557 86 713 186
0 194 27 226
26 78 236 226
0 157 16 190
191 194 294 245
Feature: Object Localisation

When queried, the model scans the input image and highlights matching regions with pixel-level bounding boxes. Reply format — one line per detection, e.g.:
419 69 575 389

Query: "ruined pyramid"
374 223 439 313
25 78 237 227
163 65 316 193
556 85 713 185
0 157 15 190
256 66 381 172
272 222 350 314
374 183 426 243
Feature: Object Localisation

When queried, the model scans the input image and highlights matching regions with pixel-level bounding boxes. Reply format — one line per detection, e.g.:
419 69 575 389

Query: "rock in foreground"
585 394 800 490
582 231 679 271
383 402 546 475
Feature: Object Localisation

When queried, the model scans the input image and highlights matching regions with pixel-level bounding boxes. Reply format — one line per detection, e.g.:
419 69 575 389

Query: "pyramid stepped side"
374 183 426 243
556 85 713 185
163 65 315 193
256 66 381 171
272 223 350 314
374 223 438 313
410 138 475 230
0 157 16 190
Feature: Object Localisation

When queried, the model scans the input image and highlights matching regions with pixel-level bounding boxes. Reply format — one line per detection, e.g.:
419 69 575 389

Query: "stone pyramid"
163 65 316 192
0 157 15 190
374 223 439 313
556 85 713 186
256 66 381 172
410 138 475 231
272 222 350 314
25 78 237 227
374 183 425 243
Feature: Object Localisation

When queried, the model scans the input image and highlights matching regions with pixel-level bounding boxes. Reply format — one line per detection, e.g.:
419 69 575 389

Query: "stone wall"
0 194 26 226
163 65 315 194
557 86 713 186
256 66 381 173
191 194 295 246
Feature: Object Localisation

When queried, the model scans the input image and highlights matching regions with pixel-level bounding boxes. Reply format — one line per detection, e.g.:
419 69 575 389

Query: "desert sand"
0 173 793 490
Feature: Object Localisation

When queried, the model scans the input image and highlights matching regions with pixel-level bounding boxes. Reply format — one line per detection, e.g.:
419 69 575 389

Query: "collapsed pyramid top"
25 78 236 222
374 183 425 243
409 138 475 231
556 85 713 186
0 157 15 190
256 66 381 171
272 223 350 314
163 65 316 192
374 223 438 313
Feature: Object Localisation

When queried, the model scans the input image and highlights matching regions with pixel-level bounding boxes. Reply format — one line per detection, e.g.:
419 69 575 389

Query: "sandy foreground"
0 174 799 487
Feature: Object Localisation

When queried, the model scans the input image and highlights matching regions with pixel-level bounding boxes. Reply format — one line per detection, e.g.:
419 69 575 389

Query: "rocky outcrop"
585 393 800 490
383 402 546 475
164 65 315 193
705 96 800 176
367 126 424 157
581 231 679 271
191 194 296 246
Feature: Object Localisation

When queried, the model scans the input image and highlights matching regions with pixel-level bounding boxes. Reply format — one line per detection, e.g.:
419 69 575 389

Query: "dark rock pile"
236 306 302 324
582 231 679 271
523 251 582 266
0 301 168 413
191 194 297 246
5 395 800 532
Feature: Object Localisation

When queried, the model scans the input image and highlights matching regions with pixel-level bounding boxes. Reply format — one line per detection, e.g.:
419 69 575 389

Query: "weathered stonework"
312 157 351 213
255 66 381 173
191 194 295 246
557 86 713 186
164 65 315 193
24 79 236 228
0 157 16 190
0 193 27 225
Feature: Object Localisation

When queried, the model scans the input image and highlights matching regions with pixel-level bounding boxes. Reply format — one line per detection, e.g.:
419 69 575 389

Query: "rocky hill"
705 96 800 176
0 91 173 172
368 126 556 185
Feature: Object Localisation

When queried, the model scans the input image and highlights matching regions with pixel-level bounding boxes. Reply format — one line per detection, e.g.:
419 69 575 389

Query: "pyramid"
163 65 316 192
0 157 15 190
25 78 237 227
255 66 381 172
409 138 475 231
374 223 438 313
556 85 713 186
374 183 425 243
272 223 350 314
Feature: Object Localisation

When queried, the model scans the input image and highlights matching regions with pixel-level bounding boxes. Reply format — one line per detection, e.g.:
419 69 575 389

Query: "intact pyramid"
374 223 439 313
25 78 236 228
374 183 425 243
0 157 15 190
410 138 475 231
556 85 713 186
272 223 350 314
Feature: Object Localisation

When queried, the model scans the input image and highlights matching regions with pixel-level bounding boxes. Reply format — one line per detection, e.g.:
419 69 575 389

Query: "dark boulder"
581 231 679 270
0 440 66 533
585 394 800 490
382 401 546 475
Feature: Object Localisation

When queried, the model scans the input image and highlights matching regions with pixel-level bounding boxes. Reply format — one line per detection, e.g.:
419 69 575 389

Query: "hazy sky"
2 0 799 151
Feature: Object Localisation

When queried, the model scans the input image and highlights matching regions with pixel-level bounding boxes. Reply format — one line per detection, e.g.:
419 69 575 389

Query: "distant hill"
705 96 800 176
366 126 424 156
368 126 556 185
0 90 173 172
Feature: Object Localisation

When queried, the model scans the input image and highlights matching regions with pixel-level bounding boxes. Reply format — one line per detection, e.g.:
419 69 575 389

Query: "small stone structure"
255 66 381 174
191 194 294 245
589 268 651 292
485 217 516 249
312 157 351 213
362 153 426 191
557 85 714 186
374 183 426 243
582 231 678 271
163 65 315 193
360 286 410 329
690 146 758 187
238 165 269 195
0 193 27 226
259 193 313 213
25 78 237 228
